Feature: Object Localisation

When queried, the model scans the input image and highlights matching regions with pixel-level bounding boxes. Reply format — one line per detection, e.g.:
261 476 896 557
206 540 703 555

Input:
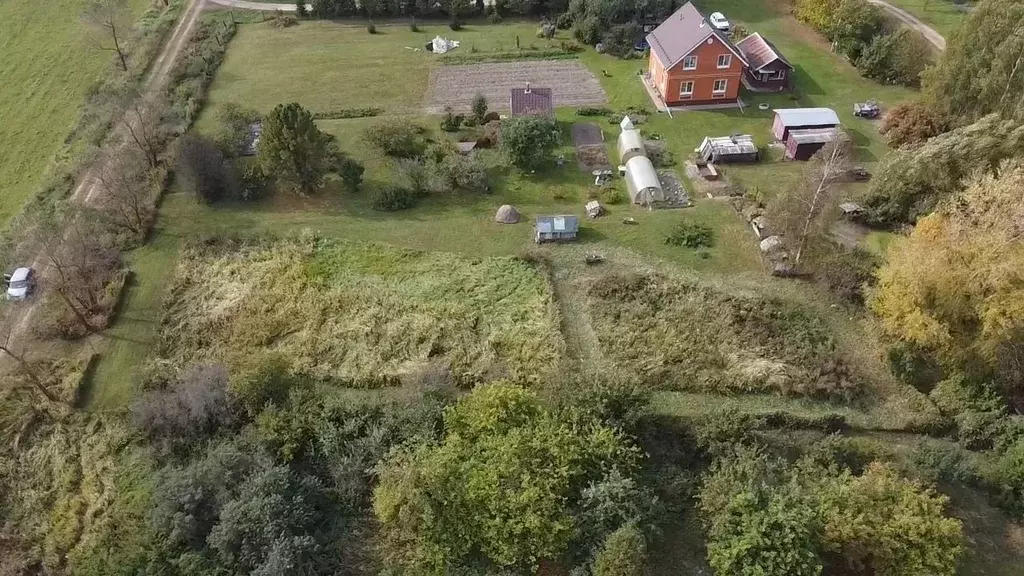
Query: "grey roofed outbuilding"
788 128 836 144
535 215 579 243
697 134 759 163
774 108 840 128
509 86 554 117
623 156 665 205
646 2 748 69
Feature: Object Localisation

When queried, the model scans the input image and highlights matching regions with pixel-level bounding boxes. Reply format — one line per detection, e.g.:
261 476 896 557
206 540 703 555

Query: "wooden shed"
736 33 794 92
772 108 840 141
785 128 836 161
535 215 579 243
697 134 759 163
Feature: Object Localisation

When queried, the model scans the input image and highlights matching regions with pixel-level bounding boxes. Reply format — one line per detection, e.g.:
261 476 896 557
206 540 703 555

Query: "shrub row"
311 107 383 120
441 49 579 64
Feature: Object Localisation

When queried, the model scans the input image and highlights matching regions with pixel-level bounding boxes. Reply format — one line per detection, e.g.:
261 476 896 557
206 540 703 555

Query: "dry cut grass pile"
585 271 862 399
156 236 564 387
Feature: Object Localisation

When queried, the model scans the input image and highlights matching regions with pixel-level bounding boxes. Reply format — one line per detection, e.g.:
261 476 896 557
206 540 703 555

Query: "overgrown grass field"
0 0 150 226
156 237 564 387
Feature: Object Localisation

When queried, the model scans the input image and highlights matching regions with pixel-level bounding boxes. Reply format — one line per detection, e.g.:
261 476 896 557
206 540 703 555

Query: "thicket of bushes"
795 0 929 87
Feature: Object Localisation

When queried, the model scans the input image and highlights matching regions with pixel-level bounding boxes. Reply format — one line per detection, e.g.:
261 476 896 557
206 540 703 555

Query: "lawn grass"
0 0 150 227
201 20 552 118
878 0 970 38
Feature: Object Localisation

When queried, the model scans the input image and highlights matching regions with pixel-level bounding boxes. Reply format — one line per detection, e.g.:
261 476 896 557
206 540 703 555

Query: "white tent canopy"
623 156 664 205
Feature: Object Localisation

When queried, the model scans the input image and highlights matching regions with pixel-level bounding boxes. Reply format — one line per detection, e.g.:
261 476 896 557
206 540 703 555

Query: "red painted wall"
649 34 744 105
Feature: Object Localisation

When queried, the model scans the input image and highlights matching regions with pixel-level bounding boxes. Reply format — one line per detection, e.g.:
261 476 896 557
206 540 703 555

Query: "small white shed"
623 156 664 205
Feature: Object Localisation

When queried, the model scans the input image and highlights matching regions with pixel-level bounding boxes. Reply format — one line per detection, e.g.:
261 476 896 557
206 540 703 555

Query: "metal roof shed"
697 134 759 163
772 108 840 140
623 156 665 206
785 128 836 160
535 215 579 243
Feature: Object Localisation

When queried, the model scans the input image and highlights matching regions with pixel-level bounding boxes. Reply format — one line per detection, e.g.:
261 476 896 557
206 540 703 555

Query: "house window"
683 56 698 70
771 69 787 80
680 81 694 98
713 79 728 94
717 54 732 68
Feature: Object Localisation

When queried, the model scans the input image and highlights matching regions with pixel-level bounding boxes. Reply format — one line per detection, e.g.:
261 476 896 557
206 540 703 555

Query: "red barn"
645 2 747 106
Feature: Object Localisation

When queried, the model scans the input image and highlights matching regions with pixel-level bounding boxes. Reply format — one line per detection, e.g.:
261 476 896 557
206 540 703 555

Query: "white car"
6 267 35 300
709 12 731 32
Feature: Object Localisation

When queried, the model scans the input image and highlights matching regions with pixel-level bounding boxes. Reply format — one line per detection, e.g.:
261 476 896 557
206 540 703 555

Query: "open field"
201 21 561 117
423 60 607 113
157 237 564 386
0 0 151 227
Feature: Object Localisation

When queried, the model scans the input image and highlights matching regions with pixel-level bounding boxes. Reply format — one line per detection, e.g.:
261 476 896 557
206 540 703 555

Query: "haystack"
495 205 521 224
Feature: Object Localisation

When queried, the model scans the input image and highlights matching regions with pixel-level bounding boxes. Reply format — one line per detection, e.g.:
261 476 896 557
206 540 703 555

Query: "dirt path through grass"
4 0 206 365
867 0 947 51
544 253 605 366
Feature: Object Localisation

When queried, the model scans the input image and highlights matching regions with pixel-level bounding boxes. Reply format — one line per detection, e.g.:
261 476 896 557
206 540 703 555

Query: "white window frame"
717 54 732 69
771 69 787 80
682 55 698 70
679 81 694 98
713 79 728 95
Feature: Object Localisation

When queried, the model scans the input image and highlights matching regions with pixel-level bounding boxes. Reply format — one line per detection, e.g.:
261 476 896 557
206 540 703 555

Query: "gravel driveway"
423 60 607 113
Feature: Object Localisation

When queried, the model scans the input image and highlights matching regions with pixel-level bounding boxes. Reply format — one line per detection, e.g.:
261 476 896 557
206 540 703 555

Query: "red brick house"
646 2 748 106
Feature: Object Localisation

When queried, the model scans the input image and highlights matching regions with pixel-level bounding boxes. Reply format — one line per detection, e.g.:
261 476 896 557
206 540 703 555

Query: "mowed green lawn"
93 2 914 408
0 0 148 226
201 21 551 117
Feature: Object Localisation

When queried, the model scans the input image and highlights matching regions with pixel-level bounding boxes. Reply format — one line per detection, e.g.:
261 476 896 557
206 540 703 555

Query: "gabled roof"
509 87 553 117
774 107 840 127
736 32 793 71
646 2 747 69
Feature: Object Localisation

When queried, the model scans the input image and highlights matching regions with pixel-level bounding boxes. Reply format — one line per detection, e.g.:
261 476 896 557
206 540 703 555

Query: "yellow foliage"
871 162 1024 367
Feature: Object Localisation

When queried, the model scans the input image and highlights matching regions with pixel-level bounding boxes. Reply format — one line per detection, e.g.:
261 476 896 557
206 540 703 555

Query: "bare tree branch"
81 0 131 72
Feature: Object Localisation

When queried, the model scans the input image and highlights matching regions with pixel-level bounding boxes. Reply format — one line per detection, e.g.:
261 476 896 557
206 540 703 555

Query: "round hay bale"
495 205 521 224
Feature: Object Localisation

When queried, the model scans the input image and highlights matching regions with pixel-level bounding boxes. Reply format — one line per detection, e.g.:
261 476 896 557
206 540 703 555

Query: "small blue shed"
535 215 579 243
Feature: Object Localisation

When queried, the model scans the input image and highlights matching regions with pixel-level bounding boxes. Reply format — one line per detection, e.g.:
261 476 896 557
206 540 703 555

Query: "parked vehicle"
709 12 731 32
6 267 35 300
854 101 880 118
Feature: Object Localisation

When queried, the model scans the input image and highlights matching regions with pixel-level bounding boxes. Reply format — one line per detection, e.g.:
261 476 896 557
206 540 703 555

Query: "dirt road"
866 0 947 51
6 0 207 353
208 0 309 10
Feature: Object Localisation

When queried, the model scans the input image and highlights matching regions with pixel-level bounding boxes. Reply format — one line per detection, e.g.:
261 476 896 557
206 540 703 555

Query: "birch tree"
768 132 850 266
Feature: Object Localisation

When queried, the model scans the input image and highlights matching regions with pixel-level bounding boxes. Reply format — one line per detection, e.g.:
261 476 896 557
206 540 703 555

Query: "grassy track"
0 0 149 227
876 0 969 37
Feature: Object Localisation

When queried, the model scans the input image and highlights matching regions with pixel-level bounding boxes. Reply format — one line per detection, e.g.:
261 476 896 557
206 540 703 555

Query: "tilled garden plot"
423 60 607 113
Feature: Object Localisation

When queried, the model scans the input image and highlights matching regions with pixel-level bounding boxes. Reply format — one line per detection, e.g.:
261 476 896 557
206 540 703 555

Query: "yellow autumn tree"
871 161 1024 374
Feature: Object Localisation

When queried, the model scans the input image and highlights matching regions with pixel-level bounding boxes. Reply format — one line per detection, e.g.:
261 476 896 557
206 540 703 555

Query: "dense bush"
471 93 489 124
880 100 949 148
576 106 612 116
229 352 298 416
997 437 1024 516
856 29 930 87
573 15 602 45
373 383 643 573
929 376 1007 449
863 114 1024 225
601 23 641 58
212 102 262 156
593 523 647 576
370 185 418 211
131 363 238 445
362 120 426 158
258 102 336 194
440 106 463 132
336 155 364 192
699 448 823 576
500 116 561 169
795 0 884 66
664 222 713 249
